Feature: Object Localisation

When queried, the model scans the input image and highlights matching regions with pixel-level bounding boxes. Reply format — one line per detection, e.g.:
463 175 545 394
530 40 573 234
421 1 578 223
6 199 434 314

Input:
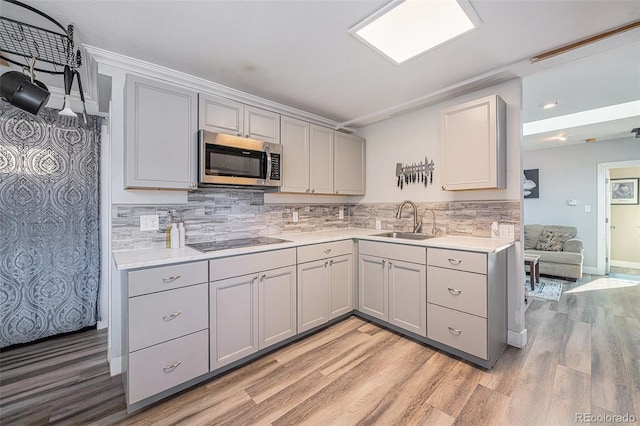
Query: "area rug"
525 277 564 301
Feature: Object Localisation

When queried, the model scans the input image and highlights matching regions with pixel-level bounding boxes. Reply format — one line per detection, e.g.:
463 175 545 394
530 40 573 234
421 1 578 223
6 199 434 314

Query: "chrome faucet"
427 209 437 236
396 200 422 233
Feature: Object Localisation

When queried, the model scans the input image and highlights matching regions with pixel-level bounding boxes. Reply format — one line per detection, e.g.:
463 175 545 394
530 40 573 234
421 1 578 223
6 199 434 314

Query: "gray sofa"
524 224 584 281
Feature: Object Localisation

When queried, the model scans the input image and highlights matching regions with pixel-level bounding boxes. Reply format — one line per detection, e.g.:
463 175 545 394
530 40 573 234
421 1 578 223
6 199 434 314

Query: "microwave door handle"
265 146 272 183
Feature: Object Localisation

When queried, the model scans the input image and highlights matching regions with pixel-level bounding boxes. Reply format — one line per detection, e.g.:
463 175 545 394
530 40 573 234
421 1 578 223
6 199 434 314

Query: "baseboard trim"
508 328 527 348
582 266 598 275
611 260 640 269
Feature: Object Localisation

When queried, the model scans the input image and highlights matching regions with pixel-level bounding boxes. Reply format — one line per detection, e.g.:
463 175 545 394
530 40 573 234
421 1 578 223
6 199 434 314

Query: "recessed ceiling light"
349 0 482 64
540 102 558 109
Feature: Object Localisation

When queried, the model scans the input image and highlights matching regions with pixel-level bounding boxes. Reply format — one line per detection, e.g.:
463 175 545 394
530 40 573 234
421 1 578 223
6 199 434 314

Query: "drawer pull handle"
162 275 182 283
448 327 462 335
447 258 462 265
163 360 182 372
448 288 462 295
323 249 332 254
162 311 182 320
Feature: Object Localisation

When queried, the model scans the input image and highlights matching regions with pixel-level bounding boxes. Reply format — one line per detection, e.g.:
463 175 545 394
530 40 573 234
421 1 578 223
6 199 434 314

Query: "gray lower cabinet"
297 241 354 333
209 249 296 371
358 241 427 337
124 74 198 189
426 247 507 364
123 261 209 406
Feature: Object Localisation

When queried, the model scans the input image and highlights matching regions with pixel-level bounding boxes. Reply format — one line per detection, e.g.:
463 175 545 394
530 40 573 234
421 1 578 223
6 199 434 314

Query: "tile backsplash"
112 189 520 250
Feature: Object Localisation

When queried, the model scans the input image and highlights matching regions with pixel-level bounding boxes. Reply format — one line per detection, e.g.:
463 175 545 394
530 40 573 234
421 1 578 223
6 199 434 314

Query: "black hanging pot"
0 70 50 115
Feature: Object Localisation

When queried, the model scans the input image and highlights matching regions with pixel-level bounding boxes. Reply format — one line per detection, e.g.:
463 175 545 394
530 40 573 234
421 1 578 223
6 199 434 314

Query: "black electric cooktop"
187 236 288 253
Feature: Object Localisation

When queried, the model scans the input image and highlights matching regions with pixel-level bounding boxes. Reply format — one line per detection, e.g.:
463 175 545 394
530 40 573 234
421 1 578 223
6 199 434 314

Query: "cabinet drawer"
129 261 208 297
427 266 487 317
427 248 486 274
128 330 208 404
129 283 208 352
297 240 352 263
359 240 425 264
427 303 487 360
210 248 296 281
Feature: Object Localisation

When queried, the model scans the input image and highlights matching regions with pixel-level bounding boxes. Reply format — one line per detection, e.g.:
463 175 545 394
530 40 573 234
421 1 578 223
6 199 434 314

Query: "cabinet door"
358 255 387 321
297 260 328 333
280 116 310 193
388 260 426 337
198 94 243 136
259 266 297 349
329 254 353 319
334 132 365 195
441 94 506 190
210 274 259 370
309 124 334 194
245 106 280 144
125 74 197 189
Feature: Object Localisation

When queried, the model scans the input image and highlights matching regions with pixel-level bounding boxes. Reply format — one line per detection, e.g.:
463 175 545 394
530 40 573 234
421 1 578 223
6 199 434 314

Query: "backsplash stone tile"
112 190 520 250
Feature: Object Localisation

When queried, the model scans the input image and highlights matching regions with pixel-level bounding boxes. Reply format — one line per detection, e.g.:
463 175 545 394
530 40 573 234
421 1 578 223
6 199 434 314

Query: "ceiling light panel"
350 0 481 64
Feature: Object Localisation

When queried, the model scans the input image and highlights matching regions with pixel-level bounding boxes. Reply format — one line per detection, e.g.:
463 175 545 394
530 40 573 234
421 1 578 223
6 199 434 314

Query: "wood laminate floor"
1 272 639 425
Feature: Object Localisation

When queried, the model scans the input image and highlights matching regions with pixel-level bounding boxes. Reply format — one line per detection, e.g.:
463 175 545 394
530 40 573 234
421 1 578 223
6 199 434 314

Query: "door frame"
596 159 640 275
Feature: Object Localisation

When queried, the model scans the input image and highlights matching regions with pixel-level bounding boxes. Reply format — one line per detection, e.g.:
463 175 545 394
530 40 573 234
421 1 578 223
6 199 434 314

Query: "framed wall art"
523 169 539 199
611 178 638 205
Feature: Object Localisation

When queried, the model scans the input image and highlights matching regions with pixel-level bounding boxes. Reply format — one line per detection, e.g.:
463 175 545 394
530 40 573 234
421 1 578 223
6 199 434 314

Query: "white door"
297 259 328 332
210 274 259 370
388 260 427 337
358 255 387 321
329 254 353 319
259 266 296 349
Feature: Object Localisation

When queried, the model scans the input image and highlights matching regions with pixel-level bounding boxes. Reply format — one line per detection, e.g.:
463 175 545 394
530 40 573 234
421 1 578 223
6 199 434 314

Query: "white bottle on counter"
178 222 185 248
170 222 180 249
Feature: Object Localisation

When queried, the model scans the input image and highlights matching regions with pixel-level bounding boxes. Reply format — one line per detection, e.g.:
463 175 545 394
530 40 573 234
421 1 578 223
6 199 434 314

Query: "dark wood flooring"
1 271 638 425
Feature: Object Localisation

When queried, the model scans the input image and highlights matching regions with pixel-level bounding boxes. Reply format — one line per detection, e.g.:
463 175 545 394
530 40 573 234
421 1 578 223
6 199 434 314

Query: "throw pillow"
536 230 573 251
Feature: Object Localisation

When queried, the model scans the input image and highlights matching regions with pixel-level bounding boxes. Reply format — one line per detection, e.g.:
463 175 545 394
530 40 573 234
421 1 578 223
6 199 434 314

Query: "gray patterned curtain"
0 102 101 348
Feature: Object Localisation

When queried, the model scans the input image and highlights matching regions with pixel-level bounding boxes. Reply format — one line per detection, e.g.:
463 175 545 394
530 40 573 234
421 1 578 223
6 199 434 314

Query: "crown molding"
82 44 343 130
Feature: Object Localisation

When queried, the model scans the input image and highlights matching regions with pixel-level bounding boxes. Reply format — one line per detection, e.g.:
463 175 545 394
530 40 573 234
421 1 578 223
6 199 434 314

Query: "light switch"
498 224 515 239
567 199 577 206
584 205 591 213
375 219 382 230
292 211 299 222
339 207 344 220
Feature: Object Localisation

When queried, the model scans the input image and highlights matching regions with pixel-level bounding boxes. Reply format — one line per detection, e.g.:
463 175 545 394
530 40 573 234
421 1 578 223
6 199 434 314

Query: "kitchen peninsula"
113 229 513 412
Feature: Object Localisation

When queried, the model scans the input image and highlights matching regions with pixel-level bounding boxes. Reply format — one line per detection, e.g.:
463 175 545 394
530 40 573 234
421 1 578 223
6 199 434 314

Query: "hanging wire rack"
0 0 81 74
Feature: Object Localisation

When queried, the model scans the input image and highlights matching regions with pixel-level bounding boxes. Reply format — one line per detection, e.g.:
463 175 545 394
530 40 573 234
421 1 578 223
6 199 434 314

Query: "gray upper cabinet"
198 94 280 144
125 74 197 189
440 94 506 191
334 132 365 195
280 116 334 194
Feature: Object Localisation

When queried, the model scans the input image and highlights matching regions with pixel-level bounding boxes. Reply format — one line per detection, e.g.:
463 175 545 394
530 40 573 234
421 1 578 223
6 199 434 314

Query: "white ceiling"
2 0 640 148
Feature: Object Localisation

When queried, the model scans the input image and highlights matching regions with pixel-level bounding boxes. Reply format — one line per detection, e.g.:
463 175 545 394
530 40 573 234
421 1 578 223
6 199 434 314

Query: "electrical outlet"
292 211 299 222
375 219 382 230
140 214 159 231
339 207 344 220
498 224 514 239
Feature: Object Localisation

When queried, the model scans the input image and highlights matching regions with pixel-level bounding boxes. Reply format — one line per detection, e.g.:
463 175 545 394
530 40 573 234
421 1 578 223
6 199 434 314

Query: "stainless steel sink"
373 231 434 240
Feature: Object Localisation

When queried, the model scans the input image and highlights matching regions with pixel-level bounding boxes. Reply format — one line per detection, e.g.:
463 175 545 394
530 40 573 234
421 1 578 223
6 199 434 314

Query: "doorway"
596 160 640 277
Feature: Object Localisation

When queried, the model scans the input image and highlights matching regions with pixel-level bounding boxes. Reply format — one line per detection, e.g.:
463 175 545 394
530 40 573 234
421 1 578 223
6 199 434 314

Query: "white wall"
355 79 527 346
523 137 640 272
355 79 522 204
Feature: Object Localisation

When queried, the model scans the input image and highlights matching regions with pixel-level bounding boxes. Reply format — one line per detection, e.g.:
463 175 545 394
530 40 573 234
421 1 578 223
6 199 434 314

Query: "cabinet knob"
382 259 386 267
237 132 242 136
324 261 329 267
388 261 393 269
190 182 196 188
306 189 310 193
261 274 267 280
311 189 315 193
252 275 258 282
329 259 334 266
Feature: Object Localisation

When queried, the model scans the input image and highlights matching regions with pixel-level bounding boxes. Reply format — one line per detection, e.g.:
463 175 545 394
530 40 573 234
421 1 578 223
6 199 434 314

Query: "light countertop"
113 228 514 271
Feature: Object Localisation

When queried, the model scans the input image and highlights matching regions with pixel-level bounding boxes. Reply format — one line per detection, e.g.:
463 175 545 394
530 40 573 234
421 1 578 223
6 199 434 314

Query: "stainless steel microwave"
198 130 282 188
